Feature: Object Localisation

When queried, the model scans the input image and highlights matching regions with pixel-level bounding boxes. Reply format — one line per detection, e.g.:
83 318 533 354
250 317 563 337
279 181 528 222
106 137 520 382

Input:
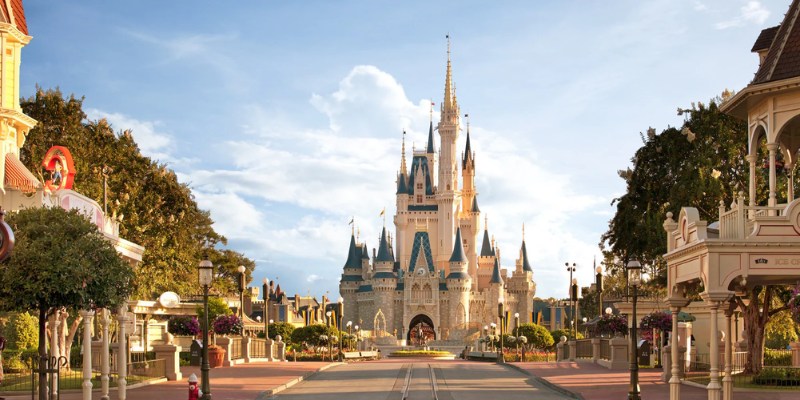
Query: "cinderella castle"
339 41 537 344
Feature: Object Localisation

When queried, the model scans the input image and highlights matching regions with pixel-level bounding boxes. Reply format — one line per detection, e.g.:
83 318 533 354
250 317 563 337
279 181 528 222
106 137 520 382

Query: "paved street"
271 358 570 400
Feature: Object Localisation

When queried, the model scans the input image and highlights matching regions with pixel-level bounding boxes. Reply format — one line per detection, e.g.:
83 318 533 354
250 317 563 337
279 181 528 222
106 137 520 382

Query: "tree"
5 312 38 349
20 88 254 299
0 206 134 399
196 296 231 328
517 323 554 350
601 97 797 374
290 324 339 351
264 321 295 344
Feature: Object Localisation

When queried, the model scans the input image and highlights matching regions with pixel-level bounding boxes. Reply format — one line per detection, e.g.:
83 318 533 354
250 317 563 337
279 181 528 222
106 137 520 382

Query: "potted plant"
207 344 225 368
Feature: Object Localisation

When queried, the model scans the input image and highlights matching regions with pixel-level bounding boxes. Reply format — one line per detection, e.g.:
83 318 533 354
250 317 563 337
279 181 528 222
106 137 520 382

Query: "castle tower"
459 125 480 290
507 229 537 323
446 227 471 330
0 2 37 193
372 227 397 335
339 233 363 321
436 36 460 270
477 218 496 290
488 256 505 326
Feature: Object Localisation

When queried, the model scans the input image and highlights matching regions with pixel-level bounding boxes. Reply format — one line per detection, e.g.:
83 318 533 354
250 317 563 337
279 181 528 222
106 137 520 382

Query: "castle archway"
407 314 436 345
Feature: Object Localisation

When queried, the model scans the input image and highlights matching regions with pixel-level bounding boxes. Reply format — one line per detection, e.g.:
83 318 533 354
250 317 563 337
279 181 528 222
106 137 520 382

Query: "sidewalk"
512 361 799 400
1 361 333 400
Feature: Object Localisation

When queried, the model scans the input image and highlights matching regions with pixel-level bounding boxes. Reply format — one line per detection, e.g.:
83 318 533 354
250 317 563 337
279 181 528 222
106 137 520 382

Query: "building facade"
340 43 537 343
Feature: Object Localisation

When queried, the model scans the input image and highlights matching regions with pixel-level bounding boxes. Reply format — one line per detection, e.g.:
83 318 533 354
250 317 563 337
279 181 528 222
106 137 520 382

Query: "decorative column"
723 302 734 400
788 163 795 202
50 310 61 398
707 301 721 400
670 307 682 400
767 143 778 209
746 153 757 217
80 309 96 400
100 309 111 400
117 305 128 400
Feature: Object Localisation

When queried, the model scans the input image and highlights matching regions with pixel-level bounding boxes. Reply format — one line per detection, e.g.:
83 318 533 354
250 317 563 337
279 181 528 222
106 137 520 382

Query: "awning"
5 153 40 193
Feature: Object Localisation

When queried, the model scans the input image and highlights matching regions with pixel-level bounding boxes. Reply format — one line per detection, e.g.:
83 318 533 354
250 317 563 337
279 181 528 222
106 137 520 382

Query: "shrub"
6 312 38 350
168 316 200 336
550 328 584 341
196 297 232 327
517 323 554 349
257 321 295 344
764 349 792 366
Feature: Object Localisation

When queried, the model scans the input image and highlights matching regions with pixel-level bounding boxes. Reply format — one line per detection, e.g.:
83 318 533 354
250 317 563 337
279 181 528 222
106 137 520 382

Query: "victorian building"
339 42 537 343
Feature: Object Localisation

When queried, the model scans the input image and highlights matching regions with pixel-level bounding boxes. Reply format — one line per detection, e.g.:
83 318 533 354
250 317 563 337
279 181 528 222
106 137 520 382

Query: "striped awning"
5 153 40 193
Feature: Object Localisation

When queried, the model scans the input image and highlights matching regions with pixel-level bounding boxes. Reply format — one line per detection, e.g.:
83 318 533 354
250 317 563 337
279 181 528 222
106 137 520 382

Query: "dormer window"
417 183 423 190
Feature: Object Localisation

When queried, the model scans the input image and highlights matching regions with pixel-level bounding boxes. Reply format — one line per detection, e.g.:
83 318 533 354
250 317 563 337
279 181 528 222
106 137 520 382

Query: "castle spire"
426 120 435 154
400 130 407 175
443 34 455 112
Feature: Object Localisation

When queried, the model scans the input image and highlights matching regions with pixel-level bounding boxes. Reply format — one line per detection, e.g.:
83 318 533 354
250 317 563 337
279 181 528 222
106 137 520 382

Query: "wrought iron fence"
230 337 243 360
600 339 611 360
576 340 593 359
251 338 266 358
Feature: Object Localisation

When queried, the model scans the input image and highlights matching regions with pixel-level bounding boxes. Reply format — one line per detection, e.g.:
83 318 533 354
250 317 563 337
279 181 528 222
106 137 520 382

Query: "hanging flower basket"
212 315 243 336
589 314 628 337
640 311 672 332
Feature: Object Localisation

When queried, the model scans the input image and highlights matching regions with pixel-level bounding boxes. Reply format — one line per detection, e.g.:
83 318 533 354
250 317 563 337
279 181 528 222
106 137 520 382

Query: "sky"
19 0 790 301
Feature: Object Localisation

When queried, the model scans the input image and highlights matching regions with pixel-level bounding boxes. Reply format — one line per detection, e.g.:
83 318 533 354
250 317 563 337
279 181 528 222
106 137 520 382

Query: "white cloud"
715 1 770 29
181 65 609 299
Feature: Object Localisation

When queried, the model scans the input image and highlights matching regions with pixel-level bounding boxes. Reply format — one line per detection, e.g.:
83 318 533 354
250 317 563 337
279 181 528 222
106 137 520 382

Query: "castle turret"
507 229 537 323
477 218 496 290
437 37 460 270
339 234 363 322
447 228 471 329
372 227 397 336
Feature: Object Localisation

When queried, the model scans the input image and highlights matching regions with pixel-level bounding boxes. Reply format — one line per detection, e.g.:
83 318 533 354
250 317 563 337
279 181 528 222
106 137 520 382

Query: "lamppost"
596 265 604 319
627 260 642 400
198 258 214 400
337 298 344 362
565 262 576 338
262 277 272 340
326 310 333 361
498 301 505 364
582 317 588 338
237 265 246 319
347 321 353 350
354 325 359 351
514 312 520 361
571 278 579 340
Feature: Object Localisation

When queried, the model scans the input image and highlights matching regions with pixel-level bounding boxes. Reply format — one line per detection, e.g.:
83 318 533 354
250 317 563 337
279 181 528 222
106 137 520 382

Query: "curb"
255 362 344 400
502 363 584 400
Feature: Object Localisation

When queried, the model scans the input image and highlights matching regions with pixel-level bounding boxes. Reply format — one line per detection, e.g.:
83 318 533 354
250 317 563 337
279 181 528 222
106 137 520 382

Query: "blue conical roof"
472 196 480 213
426 121 435 154
376 227 394 263
490 257 503 284
344 234 361 269
396 173 408 194
361 244 369 260
480 229 494 257
449 228 467 263
521 240 533 272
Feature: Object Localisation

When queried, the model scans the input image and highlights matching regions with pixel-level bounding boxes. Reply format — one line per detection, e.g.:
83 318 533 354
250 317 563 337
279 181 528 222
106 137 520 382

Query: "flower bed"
389 350 452 357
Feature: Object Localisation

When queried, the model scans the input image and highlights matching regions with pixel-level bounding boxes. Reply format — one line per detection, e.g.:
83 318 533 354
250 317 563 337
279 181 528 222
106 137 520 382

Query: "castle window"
416 195 422 203
447 184 450 190
417 183 422 190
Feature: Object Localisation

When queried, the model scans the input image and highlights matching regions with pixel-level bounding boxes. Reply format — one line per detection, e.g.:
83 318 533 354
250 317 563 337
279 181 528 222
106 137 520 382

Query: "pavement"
2 359 799 399
1 361 333 400
511 361 800 400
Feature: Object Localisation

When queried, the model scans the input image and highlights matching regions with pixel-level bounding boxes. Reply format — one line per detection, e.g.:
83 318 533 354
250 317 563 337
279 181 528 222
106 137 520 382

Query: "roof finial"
357 227 360 242
443 34 454 110
447 33 451 61
522 223 525 241
430 101 434 123
349 216 355 235
484 214 488 231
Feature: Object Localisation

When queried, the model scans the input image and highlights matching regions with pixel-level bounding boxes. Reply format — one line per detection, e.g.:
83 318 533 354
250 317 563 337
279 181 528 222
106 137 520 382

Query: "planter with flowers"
213 315 243 336
591 314 628 337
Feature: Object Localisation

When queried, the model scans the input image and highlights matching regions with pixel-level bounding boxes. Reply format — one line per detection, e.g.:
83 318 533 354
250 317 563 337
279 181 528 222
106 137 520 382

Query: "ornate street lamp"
237 265 246 319
514 312 520 362
198 258 214 400
262 277 269 350
571 278 579 340
596 265 604 318
326 310 333 361
565 262 577 338
490 323 497 352
354 325 360 351
497 301 505 364
627 260 642 400
346 321 352 351
337 298 344 361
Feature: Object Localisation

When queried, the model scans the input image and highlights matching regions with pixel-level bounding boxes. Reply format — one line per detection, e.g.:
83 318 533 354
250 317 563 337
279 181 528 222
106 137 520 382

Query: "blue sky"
20 0 788 300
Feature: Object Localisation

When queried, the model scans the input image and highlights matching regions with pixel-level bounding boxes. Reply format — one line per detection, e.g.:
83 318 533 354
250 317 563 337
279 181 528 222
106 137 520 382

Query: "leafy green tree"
20 88 254 299
516 323 554 350
290 324 339 350
196 296 231 329
0 207 134 399
6 312 38 350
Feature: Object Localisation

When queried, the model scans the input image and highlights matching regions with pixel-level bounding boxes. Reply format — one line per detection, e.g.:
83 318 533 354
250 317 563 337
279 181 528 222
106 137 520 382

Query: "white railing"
718 194 790 239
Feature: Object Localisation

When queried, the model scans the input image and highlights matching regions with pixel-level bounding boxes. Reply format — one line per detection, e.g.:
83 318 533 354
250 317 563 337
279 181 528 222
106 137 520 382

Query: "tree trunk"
38 307 47 400
741 287 770 375
62 314 82 371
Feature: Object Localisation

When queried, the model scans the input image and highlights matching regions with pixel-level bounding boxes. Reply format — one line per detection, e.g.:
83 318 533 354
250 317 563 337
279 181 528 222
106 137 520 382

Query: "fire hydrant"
188 373 200 400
